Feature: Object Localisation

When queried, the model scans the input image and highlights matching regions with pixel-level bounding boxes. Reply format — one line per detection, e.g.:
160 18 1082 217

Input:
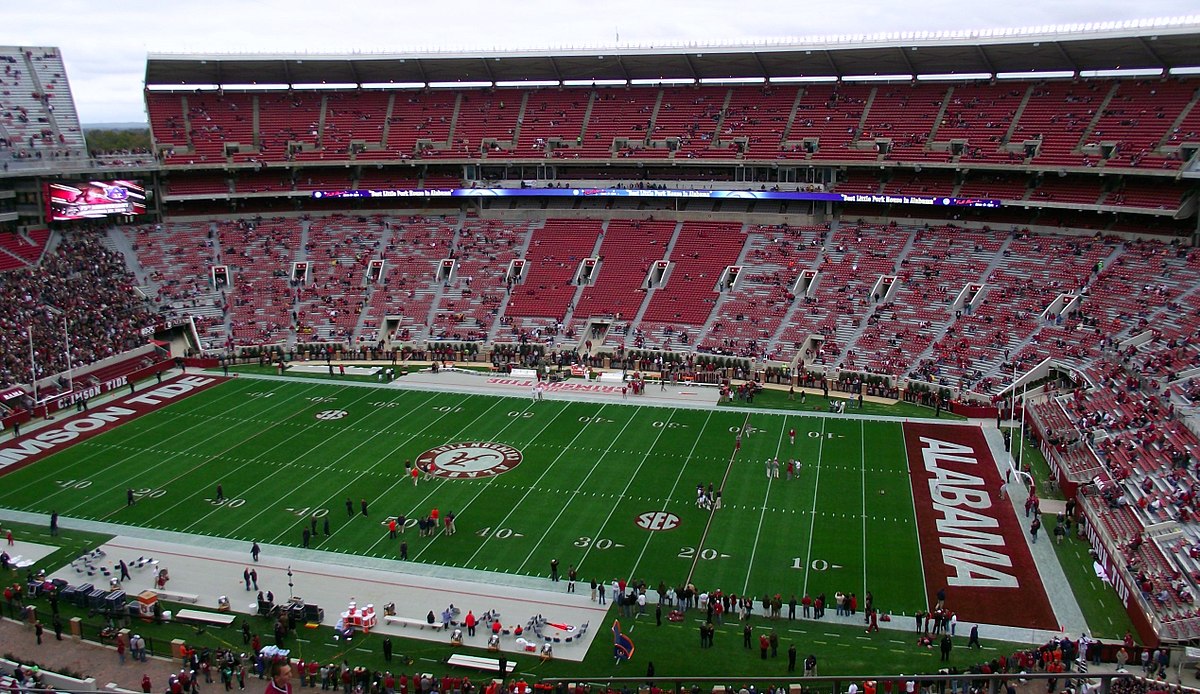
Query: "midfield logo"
416 441 523 479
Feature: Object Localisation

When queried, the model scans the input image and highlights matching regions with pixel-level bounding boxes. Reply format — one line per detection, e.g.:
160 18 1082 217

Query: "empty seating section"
641 222 745 325
574 221 674 321
1104 178 1192 210
924 234 1108 393
258 91 322 160
725 85 799 159
165 175 230 196
1029 176 1105 205
1088 80 1191 168
139 78 1200 174
1164 84 1200 154
147 92 189 151
0 228 49 266
791 84 878 161
364 216 456 342
777 224 909 368
881 170 956 196
505 219 602 320
700 224 824 359
429 219 524 340
1014 81 1100 167
832 170 882 195
187 93 256 162
295 170 352 192
453 89 521 156
956 172 1029 201
517 90 588 156
220 219 301 345
652 87 729 159
233 171 292 194
578 89 653 158
933 82 1026 163
862 83 949 161
322 91 389 155
294 218 382 342
386 91 457 157
356 170 420 190
122 222 216 305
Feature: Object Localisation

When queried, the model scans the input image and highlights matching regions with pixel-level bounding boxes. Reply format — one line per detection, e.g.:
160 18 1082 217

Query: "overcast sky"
4 0 1199 124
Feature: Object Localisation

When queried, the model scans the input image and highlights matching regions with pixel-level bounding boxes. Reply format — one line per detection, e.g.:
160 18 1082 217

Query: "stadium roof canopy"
145 19 1200 88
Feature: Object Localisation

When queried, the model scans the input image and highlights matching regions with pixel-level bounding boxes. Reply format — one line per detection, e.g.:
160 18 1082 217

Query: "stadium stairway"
350 219 399 345
626 220 684 331
694 224 759 353
485 220 537 343
763 218 841 361
420 213 466 334
835 228 920 370
899 232 1016 383
559 220 609 336
103 225 160 301
287 219 313 348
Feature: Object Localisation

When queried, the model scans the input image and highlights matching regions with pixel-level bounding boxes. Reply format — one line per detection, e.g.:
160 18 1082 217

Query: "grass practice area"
0 376 928 615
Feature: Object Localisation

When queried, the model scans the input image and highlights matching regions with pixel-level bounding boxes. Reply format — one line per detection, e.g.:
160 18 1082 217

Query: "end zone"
0 375 229 476
903 421 1058 630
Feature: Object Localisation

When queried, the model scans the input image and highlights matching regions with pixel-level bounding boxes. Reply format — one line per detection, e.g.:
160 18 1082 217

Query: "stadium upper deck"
142 22 1200 176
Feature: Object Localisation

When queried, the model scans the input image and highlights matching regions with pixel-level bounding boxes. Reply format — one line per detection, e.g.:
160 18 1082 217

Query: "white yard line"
33 379 268 509
742 415 787 594
461 403 620 567
626 409 715 581
571 406 678 576
900 421 929 608
188 386 420 536
307 392 506 546
67 382 326 518
15 378 262 503
511 406 646 575
407 400 573 561
861 419 868 594
801 417 827 597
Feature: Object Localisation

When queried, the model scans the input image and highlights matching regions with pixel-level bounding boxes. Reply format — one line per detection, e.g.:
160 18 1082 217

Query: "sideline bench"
446 654 515 673
155 590 200 604
175 609 237 626
384 615 444 630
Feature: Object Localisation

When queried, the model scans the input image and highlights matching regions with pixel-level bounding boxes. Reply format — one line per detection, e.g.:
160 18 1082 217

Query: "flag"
612 620 634 662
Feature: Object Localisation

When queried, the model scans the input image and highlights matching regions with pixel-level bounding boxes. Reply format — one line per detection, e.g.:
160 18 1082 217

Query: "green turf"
0 378 928 616
719 387 965 421
228 363 386 383
0 376 1092 677
1038 512 1137 641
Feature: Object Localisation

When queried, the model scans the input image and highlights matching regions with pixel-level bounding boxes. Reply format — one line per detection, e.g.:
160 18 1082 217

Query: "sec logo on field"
416 442 522 479
636 511 680 531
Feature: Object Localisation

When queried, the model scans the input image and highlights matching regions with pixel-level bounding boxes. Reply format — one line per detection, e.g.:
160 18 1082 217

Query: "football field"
1 375 959 619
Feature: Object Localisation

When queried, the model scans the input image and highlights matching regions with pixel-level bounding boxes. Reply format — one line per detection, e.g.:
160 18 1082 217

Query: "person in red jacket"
465 610 477 637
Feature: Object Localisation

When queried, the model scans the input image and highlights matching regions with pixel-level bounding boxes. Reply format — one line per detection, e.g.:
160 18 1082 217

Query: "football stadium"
0 12 1199 693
